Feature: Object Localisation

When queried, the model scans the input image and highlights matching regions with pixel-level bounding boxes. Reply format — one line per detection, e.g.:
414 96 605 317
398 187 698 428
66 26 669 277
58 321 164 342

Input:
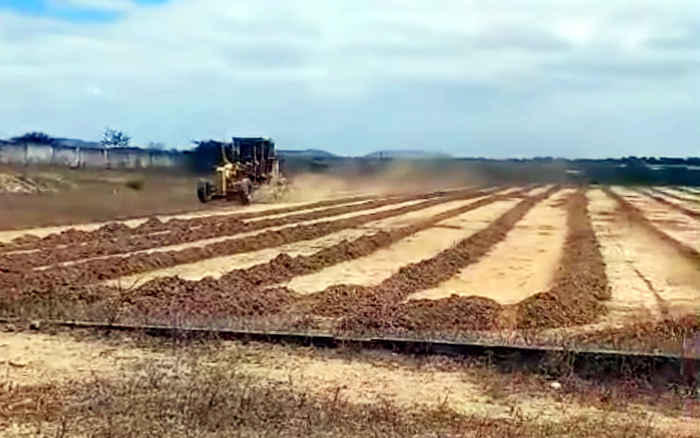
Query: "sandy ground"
588 189 700 323
679 186 700 195
46 198 428 271
105 196 496 286
409 189 571 304
241 198 377 223
1 331 697 436
0 332 159 386
230 343 700 434
642 187 700 214
0 194 373 244
611 186 700 252
524 184 552 197
658 187 700 204
282 198 523 294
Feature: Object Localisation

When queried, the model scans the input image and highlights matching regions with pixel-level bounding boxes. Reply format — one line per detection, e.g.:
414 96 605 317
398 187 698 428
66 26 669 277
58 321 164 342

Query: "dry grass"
1 343 693 438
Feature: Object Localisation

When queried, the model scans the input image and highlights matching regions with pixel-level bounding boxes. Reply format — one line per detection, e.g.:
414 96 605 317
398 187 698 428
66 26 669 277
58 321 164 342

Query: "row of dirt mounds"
674 186 700 197
510 190 611 329
651 187 700 205
0 194 423 270
0 187 503 294
571 314 700 355
0 188 519 323
635 188 700 220
300 186 560 334
603 187 700 262
0 194 379 252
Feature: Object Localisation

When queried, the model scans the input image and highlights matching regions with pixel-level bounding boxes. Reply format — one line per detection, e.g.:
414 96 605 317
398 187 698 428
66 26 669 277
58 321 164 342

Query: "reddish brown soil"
0 194 378 252
0 188 505 296
0 194 428 269
512 190 611 329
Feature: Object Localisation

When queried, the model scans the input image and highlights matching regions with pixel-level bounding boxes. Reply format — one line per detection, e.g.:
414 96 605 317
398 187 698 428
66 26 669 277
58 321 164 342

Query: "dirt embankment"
0 188 503 296
511 190 611 329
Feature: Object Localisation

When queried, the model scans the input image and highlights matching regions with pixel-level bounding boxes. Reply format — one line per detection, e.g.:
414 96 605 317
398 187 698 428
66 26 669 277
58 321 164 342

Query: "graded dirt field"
0 183 698 354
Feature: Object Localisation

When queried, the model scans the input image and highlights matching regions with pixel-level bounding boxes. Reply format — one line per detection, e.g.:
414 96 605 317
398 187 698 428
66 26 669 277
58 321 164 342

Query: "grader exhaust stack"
197 137 285 204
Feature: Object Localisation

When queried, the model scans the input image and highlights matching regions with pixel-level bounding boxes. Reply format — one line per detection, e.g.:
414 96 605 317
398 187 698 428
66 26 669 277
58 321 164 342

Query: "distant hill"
278 149 339 159
364 149 452 159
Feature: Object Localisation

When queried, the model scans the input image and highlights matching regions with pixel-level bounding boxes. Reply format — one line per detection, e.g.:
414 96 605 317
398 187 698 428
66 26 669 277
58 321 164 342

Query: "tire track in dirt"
0 194 440 270
596 188 700 319
299 186 559 334
631 267 671 318
0 188 502 293
0 194 380 251
585 189 671 325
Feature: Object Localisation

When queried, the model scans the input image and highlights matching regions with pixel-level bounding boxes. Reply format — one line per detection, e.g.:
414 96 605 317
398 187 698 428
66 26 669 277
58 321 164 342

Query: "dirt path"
611 186 700 252
105 197 494 286
589 189 700 322
409 189 570 304
283 198 522 295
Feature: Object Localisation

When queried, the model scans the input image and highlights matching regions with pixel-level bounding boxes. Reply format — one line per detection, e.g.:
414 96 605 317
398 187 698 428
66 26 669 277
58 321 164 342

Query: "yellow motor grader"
197 137 285 204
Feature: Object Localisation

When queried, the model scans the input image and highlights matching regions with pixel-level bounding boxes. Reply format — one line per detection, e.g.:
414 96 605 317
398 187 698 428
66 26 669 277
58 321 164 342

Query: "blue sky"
0 0 699 157
0 0 165 21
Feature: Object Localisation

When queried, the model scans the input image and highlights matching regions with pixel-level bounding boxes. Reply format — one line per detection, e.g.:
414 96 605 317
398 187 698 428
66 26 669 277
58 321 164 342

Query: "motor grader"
197 137 285 204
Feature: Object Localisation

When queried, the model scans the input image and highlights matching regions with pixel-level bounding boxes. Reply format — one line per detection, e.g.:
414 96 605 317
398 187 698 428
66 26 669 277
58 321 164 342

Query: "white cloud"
0 0 699 157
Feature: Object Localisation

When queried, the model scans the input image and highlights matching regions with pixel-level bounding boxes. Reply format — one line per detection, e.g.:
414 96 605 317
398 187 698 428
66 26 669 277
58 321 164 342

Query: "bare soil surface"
410 189 571 304
611 186 700 252
284 197 521 295
587 189 700 323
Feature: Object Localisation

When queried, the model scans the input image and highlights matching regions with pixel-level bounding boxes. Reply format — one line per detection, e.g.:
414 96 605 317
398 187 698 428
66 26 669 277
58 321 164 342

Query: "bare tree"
147 141 166 150
102 127 130 147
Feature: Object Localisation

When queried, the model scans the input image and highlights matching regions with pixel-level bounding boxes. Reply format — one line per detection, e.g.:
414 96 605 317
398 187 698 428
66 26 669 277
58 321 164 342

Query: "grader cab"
197 137 284 204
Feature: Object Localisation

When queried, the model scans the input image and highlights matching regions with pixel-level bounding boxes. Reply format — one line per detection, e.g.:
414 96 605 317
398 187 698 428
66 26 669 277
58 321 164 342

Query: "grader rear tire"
197 181 213 203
